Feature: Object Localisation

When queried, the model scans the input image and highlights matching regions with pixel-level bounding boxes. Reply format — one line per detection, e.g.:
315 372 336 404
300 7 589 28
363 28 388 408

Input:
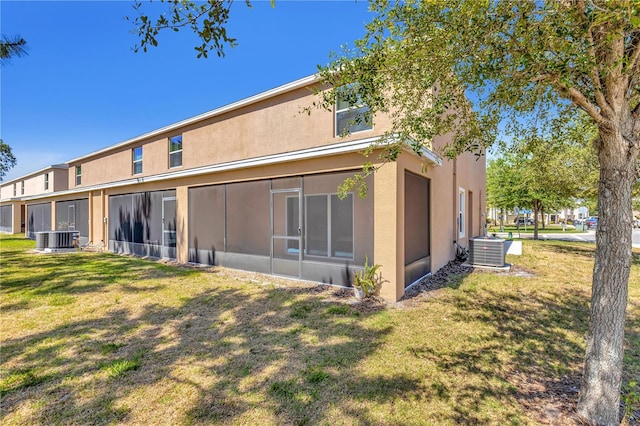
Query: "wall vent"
469 237 506 267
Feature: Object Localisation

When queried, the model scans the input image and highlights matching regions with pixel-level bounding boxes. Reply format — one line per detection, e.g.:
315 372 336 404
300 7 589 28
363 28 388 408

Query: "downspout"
453 158 457 247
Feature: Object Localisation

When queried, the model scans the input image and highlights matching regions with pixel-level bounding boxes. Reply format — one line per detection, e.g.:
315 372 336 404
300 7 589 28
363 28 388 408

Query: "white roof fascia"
20 136 442 202
378 133 444 167
65 74 320 165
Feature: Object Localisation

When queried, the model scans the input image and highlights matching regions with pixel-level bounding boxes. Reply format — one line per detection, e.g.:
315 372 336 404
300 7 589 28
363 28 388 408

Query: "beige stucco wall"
0 184 14 200
53 169 69 193
0 168 68 201
67 85 393 189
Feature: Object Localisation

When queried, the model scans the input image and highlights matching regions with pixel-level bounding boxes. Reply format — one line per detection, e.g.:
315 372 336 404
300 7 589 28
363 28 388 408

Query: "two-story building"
0 165 68 236
0 74 486 301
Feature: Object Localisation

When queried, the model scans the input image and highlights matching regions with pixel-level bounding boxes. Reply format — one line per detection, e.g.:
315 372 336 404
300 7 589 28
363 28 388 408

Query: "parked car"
514 217 534 225
633 218 640 228
586 216 598 228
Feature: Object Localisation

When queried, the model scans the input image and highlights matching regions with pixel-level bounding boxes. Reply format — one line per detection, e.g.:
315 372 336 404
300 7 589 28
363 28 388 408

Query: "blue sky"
1 0 373 182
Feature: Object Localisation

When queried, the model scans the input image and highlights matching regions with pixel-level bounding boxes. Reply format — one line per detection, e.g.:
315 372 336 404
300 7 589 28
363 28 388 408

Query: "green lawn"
1 234 638 425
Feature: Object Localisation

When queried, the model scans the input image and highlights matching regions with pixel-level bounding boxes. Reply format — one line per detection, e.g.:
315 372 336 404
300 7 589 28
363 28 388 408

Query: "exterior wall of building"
0 184 15 200
67 84 393 189
52 168 69 193
0 167 68 200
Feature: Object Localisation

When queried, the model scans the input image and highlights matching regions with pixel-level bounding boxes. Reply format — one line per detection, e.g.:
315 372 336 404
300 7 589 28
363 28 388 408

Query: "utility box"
35 231 79 251
35 232 49 250
469 237 506 267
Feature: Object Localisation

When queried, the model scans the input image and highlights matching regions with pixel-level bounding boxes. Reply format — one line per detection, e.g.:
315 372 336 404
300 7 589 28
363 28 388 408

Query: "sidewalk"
490 230 640 249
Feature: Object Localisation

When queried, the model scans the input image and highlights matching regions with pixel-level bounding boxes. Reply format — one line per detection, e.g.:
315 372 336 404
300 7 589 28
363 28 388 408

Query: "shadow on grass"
540 239 640 267
0 277 406 424
0 249 199 304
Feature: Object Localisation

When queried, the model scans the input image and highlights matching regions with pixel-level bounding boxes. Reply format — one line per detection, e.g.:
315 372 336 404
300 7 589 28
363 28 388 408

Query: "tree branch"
555 79 606 124
575 0 615 121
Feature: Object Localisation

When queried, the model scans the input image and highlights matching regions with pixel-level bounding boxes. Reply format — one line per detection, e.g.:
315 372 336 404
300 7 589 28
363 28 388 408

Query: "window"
44 173 49 190
13 183 16 197
133 147 143 175
75 166 82 186
169 135 182 168
21 181 24 195
458 188 465 238
335 87 373 136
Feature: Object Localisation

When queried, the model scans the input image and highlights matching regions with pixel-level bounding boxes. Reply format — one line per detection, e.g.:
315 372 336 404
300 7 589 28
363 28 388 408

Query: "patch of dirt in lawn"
507 371 590 426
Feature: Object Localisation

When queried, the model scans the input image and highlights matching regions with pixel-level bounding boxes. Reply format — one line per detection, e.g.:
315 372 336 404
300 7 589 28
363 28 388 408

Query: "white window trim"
458 187 466 239
169 135 183 168
75 166 82 186
133 147 143 175
334 90 373 137
44 173 49 191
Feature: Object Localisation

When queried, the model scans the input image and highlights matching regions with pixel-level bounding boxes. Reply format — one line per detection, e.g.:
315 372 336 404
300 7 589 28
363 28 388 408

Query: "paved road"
493 229 640 248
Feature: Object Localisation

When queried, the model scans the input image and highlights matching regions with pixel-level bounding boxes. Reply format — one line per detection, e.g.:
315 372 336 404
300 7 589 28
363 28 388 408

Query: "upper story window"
133 147 143 175
21 181 24 195
13 183 16 197
169 135 182 168
75 166 82 186
44 173 49 190
335 87 373 136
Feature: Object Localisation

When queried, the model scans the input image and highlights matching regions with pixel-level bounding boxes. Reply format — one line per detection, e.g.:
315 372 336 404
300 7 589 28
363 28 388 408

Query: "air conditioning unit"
469 237 506 267
35 231 79 251
49 231 76 249
35 232 49 250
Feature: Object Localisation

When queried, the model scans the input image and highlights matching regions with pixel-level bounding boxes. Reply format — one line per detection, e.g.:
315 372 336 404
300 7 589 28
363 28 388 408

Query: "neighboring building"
0 74 486 301
0 165 68 236
558 206 589 223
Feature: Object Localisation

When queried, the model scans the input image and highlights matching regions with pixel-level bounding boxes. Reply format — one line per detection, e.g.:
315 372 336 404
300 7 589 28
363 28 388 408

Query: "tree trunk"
533 200 540 240
577 127 636 425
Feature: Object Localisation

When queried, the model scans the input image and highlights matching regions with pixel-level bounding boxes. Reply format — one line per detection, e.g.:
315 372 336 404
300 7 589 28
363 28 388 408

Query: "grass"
1 233 639 425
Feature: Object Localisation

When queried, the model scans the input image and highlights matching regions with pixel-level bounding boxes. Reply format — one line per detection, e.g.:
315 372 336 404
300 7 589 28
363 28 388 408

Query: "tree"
0 35 28 64
0 139 17 181
487 115 596 238
314 2 638 424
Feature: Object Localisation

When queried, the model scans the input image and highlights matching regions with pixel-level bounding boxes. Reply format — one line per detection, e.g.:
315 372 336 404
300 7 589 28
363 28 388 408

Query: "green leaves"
128 0 244 58
319 0 639 161
0 139 17 181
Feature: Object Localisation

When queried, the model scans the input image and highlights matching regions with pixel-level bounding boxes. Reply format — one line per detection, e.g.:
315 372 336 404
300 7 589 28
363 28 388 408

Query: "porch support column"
11 202 22 235
374 162 404 301
176 185 189 264
51 201 57 230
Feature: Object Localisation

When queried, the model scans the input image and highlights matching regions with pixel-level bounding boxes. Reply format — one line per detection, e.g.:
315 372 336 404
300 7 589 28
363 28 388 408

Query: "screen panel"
226 180 270 256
